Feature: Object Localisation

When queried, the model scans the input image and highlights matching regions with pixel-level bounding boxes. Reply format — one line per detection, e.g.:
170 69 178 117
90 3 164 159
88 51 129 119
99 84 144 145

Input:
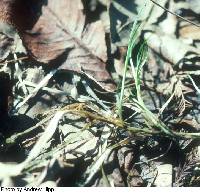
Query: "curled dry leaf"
145 31 200 64
0 0 115 91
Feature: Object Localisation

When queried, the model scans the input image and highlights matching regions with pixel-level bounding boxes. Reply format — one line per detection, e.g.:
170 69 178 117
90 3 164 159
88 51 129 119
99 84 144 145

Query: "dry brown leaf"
145 31 200 64
179 25 200 40
0 0 115 91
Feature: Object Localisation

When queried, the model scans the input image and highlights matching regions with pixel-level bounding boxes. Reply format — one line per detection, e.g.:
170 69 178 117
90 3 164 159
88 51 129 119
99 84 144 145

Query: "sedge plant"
117 20 200 139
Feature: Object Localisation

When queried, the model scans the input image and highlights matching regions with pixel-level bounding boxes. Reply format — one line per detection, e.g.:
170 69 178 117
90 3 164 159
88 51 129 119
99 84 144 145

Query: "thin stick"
14 69 57 111
0 56 28 65
149 0 200 28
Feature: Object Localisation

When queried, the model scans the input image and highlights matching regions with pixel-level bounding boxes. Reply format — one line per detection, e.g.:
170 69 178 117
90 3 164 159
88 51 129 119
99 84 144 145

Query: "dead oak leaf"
0 0 115 91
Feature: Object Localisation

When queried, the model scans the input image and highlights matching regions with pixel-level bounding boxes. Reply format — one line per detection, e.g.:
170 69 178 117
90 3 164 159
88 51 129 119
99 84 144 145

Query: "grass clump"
117 20 200 140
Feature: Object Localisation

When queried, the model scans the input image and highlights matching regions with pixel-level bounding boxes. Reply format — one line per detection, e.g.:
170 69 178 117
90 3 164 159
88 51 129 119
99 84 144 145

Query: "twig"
0 56 28 65
14 69 57 112
22 80 69 95
134 142 172 165
188 75 200 94
149 0 200 28
5 114 54 146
